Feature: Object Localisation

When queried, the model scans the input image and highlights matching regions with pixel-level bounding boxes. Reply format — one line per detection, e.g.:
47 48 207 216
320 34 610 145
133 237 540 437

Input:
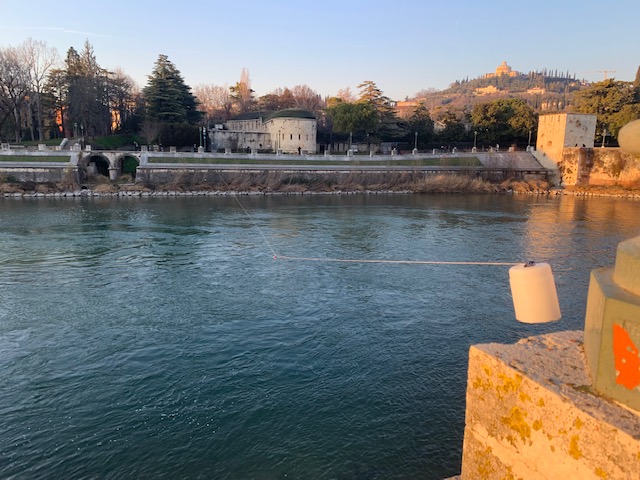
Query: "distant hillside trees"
572 79 640 141
471 98 536 145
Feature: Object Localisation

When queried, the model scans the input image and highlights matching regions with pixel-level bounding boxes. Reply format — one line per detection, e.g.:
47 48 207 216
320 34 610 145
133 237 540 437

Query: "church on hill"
483 61 521 78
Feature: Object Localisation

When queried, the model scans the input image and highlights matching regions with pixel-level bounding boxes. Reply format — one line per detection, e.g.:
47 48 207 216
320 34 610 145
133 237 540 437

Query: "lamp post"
473 130 478 151
414 131 418 150
349 132 352 152
528 129 532 148
602 128 607 148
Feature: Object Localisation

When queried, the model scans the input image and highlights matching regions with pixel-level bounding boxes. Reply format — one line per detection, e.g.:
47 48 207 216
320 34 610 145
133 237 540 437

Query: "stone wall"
265 117 317 154
0 166 78 183
558 147 640 186
460 331 640 479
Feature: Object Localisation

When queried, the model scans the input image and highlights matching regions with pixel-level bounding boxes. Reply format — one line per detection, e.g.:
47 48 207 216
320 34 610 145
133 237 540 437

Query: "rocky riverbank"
1 175 639 198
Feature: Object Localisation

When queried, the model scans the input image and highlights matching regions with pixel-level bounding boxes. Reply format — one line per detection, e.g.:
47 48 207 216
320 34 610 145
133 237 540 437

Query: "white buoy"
509 262 561 323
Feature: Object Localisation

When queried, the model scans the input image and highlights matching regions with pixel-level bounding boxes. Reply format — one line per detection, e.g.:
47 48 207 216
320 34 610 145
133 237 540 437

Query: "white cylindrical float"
509 262 561 323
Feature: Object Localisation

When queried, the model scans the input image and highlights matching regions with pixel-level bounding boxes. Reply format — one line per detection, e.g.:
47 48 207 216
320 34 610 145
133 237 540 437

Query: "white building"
210 109 317 154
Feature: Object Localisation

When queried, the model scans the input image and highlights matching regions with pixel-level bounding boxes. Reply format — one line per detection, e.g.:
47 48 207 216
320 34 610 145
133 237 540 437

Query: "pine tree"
143 54 200 124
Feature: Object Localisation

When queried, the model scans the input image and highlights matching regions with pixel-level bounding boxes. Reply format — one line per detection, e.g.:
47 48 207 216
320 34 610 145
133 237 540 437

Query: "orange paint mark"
613 324 640 390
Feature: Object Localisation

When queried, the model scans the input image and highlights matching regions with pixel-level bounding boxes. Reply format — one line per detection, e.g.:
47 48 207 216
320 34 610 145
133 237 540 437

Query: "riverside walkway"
0 146 549 183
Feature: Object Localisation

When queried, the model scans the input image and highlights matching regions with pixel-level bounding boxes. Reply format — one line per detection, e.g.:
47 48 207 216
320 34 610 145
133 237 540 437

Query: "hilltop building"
483 61 520 78
209 109 317 154
474 85 501 96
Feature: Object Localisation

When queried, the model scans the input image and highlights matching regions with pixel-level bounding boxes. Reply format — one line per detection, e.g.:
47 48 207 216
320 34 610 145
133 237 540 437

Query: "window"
290 134 293 140
298 134 301 140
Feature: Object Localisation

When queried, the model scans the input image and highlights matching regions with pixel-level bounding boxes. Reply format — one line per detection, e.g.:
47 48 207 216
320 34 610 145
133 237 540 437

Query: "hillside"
410 63 589 114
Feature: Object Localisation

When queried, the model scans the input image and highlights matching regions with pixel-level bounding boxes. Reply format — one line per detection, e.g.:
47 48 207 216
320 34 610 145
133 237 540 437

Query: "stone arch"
115 154 140 179
83 154 111 177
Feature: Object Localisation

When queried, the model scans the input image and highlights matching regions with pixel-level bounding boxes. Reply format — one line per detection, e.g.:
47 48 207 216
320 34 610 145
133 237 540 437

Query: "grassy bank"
0 171 550 196
147 156 482 167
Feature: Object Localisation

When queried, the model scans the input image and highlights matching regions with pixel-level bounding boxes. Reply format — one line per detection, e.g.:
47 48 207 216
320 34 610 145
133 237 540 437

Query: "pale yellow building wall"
536 113 597 164
266 117 317 154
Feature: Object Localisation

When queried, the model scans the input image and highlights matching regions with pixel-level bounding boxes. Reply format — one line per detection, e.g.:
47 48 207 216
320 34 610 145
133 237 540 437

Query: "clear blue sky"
1 0 638 101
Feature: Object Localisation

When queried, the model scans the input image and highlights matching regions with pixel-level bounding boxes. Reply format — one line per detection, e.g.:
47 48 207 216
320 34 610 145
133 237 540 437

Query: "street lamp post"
414 131 418 150
473 131 478 151
528 129 532 148
602 129 607 148
349 132 352 151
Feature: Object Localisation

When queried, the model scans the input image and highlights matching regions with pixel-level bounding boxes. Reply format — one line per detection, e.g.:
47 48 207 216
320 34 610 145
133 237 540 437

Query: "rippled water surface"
1 194 639 479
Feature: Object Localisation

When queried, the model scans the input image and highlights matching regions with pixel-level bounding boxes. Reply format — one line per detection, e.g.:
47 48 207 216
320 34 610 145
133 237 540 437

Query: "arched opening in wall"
86 155 110 177
120 155 139 179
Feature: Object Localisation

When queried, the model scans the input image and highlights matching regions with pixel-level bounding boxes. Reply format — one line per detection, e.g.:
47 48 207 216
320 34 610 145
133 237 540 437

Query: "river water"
1 193 639 479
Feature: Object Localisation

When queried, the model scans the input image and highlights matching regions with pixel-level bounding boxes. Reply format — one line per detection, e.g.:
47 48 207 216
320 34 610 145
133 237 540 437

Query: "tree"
434 107 468 144
471 98 536 145
0 44 30 142
143 54 200 125
335 87 356 103
257 87 295 111
356 80 399 140
23 38 59 141
108 68 139 133
291 85 324 114
60 41 113 138
229 68 256 113
406 101 434 147
326 100 376 138
572 79 639 140
194 83 233 122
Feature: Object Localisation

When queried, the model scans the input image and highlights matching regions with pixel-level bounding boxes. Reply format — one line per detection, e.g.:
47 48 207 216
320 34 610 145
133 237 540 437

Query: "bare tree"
291 84 325 113
109 67 139 133
140 119 160 145
23 38 59 140
194 83 233 121
0 45 30 142
335 87 356 103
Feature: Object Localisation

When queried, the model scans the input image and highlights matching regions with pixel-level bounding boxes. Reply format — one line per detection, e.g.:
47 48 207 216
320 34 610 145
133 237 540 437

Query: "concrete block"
461 331 640 480
584 239 640 411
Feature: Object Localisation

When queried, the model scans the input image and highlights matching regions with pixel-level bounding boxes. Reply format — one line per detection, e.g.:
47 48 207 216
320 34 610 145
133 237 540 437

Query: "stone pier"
458 235 640 479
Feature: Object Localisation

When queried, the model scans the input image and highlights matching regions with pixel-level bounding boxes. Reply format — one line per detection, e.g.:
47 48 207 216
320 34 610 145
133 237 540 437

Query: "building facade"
483 61 520 78
209 110 317 154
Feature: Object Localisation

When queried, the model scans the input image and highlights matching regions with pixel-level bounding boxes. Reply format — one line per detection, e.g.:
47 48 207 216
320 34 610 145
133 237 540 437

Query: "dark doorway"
121 156 139 178
87 155 110 177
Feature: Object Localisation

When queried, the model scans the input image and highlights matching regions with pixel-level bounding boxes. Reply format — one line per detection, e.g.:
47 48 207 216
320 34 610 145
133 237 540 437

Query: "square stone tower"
536 113 597 164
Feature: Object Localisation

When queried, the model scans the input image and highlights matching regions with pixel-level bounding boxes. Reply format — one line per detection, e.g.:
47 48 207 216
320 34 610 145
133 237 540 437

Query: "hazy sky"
1 0 638 100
